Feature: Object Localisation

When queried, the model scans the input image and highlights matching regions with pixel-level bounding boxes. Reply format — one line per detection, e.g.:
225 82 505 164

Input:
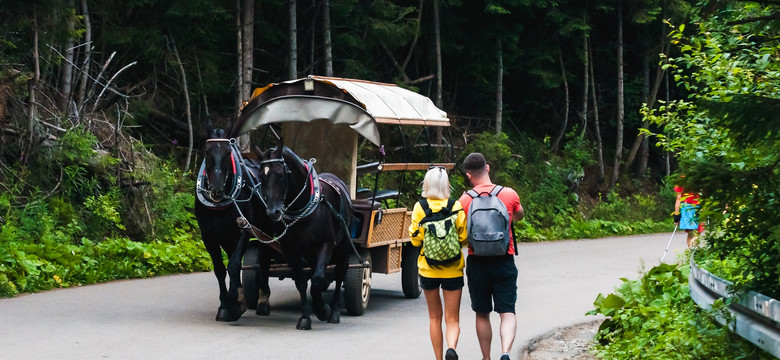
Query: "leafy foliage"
589 262 773 359
0 133 210 297
646 2 780 298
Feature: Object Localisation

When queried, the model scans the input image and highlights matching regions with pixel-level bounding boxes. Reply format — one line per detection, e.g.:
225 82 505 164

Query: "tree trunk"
288 0 297 80
623 19 670 174
495 36 503 135
235 0 243 118
579 20 589 139
433 0 443 143
60 0 76 116
241 0 254 102
322 0 332 77
637 56 650 177
170 35 193 171
623 55 650 176
76 0 91 117
27 3 40 147
610 0 624 190
589 42 605 182
400 0 424 81
551 44 569 153
239 0 255 152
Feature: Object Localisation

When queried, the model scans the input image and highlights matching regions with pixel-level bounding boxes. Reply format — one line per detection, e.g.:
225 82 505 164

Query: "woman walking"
409 167 468 360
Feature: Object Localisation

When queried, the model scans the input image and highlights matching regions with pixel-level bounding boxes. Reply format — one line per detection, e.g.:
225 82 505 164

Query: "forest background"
0 1 778 358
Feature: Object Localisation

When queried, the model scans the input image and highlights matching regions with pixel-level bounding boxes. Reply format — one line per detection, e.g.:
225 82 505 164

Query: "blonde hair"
421 167 450 200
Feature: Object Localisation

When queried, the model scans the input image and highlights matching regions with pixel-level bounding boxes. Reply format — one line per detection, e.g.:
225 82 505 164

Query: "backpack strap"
466 189 479 198
489 185 504 196
445 198 457 212
419 197 433 217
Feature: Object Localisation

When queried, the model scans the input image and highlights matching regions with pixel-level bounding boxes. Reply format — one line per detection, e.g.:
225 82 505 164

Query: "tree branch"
726 13 780 25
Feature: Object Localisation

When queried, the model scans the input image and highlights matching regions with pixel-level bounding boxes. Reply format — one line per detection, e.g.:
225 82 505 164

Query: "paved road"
0 232 687 360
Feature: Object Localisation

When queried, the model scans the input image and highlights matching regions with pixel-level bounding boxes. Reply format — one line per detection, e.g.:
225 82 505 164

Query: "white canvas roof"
313 76 449 125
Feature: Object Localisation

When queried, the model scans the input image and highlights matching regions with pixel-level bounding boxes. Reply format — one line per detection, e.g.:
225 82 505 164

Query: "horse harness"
256 151 350 246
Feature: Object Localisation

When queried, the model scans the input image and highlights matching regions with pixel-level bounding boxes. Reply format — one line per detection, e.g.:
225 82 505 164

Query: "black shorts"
466 255 518 314
420 276 465 291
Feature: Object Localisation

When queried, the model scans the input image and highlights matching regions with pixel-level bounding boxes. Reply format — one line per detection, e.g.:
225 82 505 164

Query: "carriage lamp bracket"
304 76 315 92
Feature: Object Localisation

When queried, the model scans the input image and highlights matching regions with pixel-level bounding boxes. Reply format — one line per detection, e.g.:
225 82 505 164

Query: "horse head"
201 127 238 204
257 138 290 222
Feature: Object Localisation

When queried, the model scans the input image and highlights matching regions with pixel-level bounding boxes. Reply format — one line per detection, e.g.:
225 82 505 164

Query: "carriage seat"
350 198 383 242
355 188 399 202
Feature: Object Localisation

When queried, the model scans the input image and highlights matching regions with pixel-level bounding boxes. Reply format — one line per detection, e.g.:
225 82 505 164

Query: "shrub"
589 262 774 359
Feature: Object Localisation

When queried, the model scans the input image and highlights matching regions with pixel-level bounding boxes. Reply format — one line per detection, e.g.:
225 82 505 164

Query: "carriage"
233 76 455 317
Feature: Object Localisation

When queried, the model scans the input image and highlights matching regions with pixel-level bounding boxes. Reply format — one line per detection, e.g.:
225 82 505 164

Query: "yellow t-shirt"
408 198 468 279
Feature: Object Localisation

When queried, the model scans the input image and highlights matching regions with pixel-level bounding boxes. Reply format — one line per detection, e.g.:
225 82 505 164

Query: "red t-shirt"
458 184 523 255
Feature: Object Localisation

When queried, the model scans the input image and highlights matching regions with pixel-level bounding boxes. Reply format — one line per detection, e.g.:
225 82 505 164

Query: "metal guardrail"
689 258 780 357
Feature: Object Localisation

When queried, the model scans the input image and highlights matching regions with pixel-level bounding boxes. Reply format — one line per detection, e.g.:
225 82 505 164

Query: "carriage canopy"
232 76 450 145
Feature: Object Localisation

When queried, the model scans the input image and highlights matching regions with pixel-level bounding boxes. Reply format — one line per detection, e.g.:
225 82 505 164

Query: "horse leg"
256 246 272 316
311 243 334 322
221 231 250 321
289 258 312 330
203 237 231 322
327 242 349 324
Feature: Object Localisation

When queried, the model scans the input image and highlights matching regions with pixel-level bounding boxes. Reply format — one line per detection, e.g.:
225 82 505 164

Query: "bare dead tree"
168 35 193 171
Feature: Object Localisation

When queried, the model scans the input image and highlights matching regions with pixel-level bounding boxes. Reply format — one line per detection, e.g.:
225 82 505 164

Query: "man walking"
458 153 524 360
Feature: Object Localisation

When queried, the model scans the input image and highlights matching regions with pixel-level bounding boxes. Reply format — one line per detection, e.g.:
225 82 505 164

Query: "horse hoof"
216 308 232 322
328 311 340 324
296 317 312 330
316 304 331 322
256 303 270 316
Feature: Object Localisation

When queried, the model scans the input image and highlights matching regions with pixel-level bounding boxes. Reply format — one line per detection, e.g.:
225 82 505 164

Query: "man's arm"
513 205 524 222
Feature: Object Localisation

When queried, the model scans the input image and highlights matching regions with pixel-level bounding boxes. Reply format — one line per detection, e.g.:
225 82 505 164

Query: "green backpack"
417 198 462 265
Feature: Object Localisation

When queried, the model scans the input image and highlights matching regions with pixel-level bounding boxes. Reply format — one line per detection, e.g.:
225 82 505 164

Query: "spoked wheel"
242 241 260 310
401 243 421 299
344 248 371 316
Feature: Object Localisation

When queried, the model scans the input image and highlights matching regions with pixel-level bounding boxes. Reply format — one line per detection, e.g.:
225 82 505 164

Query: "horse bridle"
196 138 249 208
258 151 321 223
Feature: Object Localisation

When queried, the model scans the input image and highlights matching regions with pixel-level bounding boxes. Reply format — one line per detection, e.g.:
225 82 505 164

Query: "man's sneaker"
500 355 511 360
444 348 458 360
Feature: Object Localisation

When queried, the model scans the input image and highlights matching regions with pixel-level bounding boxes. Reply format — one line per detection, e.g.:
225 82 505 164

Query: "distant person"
673 178 703 247
409 166 468 360
458 153 524 360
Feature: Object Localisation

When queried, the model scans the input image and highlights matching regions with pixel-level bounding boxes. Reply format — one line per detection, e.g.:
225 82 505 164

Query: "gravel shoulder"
518 319 603 360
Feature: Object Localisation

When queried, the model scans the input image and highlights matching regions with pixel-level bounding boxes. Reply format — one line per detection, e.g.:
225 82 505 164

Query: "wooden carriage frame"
237 76 455 316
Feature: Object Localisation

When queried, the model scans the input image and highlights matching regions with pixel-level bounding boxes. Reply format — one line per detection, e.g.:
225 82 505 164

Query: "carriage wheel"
344 248 371 316
401 243 421 299
241 241 260 310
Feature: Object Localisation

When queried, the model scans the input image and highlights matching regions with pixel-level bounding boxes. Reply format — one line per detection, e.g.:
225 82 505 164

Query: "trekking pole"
661 224 678 262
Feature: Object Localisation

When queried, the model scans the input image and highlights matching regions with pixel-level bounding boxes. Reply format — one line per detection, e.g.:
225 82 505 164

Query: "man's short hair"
463 152 487 175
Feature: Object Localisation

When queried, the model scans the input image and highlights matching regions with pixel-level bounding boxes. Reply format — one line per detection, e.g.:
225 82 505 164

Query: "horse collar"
279 156 322 221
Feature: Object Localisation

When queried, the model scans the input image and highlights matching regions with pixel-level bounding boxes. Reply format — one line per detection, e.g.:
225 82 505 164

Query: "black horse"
256 139 354 330
194 123 277 321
